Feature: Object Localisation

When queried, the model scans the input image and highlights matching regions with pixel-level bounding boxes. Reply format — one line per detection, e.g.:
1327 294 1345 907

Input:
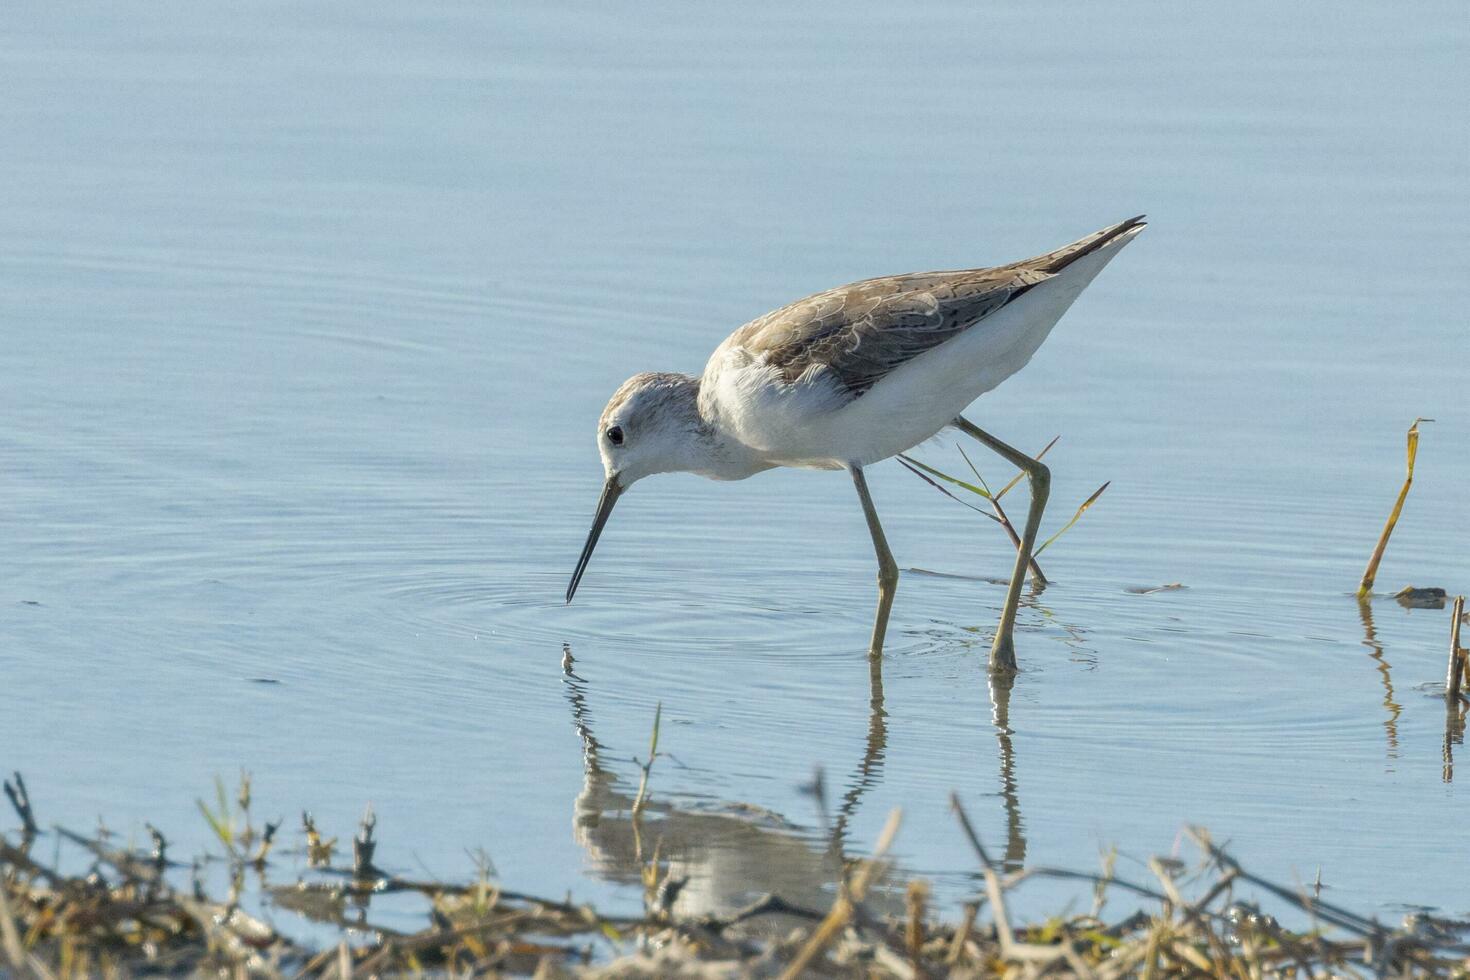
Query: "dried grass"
4 775 1467 978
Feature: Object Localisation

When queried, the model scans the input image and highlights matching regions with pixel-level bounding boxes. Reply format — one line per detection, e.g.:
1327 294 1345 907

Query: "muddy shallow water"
3 0 1467 936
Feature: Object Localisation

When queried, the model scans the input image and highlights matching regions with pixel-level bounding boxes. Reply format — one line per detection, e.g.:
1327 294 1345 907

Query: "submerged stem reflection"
1444 699 1466 784
830 656 889 855
1356 600 1401 765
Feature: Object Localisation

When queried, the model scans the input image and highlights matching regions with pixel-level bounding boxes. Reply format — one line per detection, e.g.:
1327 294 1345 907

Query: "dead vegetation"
1347 419 1468 771
1357 418 1431 600
3 772 1468 978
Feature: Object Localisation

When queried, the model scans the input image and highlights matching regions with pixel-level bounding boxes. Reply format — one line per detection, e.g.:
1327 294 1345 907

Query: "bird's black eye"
606 425 624 447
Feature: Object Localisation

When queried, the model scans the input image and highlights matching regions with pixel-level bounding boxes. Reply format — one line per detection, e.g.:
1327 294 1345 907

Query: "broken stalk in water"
1358 417 1431 600
1450 595 1467 702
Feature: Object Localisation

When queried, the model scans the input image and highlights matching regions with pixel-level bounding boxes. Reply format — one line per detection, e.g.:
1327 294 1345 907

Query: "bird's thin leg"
850 465 898 659
952 416 1051 675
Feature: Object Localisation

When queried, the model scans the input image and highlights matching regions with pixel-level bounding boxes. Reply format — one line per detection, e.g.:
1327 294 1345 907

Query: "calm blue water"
2 0 1467 936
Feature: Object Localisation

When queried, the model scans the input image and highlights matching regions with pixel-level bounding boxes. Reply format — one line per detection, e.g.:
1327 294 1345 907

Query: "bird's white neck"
655 374 772 482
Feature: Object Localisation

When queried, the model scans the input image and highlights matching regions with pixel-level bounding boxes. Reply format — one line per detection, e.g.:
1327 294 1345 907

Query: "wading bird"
566 216 1145 673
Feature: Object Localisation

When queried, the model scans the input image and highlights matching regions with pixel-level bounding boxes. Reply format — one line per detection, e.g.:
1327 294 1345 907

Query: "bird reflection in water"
560 643 905 919
988 671 1027 872
561 645 863 916
559 634 1036 915
960 576 1089 869
828 655 888 858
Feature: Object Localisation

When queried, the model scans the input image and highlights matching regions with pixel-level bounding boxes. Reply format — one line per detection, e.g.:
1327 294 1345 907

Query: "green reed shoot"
196 775 236 854
631 702 662 820
899 437 1108 581
197 771 276 864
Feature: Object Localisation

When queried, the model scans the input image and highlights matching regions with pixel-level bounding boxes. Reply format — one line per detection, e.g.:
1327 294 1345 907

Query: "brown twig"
987 489 1049 584
778 807 901 980
1185 827 1387 942
945 901 977 966
904 879 928 973
948 792 995 870
695 892 825 932
3 773 38 837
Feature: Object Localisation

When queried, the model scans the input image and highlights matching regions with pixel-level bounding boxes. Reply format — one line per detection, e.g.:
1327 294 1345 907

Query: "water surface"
2 0 1468 934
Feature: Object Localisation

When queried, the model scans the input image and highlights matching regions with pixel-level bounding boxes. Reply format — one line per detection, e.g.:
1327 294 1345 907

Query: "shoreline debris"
4 774 1469 977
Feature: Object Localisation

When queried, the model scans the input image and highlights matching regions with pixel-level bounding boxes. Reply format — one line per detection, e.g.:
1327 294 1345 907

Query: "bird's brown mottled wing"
726 216 1147 398
728 266 1048 398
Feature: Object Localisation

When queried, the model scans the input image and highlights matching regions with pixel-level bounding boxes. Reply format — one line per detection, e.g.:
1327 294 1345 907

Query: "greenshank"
567 216 1145 673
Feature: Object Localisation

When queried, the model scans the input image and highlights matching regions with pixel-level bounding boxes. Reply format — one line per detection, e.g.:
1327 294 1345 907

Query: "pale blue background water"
2 0 1467 935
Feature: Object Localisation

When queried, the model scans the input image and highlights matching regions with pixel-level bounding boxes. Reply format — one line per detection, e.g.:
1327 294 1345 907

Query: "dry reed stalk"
1450 595 1467 701
1146 858 1238 974
1452 593 1464 702
903 879 927 972
777 808 901 980
9 770 1470 977
0 880 26 973
1358 418 1429 599
950 794 1086 972
982 867 1062 966
945 901 977 965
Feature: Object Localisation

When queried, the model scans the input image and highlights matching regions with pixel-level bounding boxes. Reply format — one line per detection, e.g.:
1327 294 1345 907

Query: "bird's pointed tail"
1025 215 1147 275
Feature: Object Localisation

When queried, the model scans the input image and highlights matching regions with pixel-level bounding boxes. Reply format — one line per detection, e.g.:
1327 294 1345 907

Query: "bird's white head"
594 371 706 489
566 371 706 603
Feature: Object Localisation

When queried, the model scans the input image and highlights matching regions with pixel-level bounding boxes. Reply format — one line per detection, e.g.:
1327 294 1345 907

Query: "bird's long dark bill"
566 478 622 603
